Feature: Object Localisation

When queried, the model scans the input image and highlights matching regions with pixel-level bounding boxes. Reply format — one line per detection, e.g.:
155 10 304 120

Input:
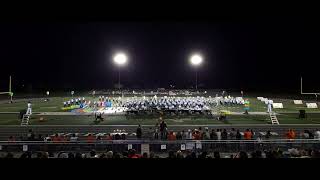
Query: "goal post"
0 76 13 102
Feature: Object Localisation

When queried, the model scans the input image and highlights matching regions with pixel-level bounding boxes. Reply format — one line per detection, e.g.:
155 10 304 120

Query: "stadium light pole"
113 52 128 92
189 54 203 90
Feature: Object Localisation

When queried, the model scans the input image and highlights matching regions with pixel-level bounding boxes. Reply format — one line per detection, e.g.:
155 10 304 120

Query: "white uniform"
267 100 273 113
26 103 32 115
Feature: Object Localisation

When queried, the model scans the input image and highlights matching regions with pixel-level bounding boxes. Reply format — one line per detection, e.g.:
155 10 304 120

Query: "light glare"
113 53 128 66
190 54 203 66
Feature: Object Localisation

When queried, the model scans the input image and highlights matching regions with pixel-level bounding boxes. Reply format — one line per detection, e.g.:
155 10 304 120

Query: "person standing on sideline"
267 100 273 113
26 101 32 115
244 99 250 114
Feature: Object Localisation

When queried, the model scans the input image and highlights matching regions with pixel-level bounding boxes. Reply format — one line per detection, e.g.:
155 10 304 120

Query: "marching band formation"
123 95 245 112
62 95 245 113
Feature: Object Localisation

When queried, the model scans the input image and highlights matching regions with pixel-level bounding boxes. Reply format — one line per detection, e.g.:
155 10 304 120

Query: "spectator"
52 134 60 143
265 130 271 139
181 130 186 139
186 129 192 140
70 134 78 142
106 151 113 158
128 149 141 158
176 131 182 140
286 129 296 140
244 129 252 140
176 151 184 158
136 124 142 139
89 150 96 158
230 128 236 140
203 127 210 140
251 129 255 139
8 136 16 142
236 130 241 140
210 129 217 140
168 131 176 141
154 128 159 139
105 133 112 141
87 134 95 143
314 129 320 139
160 120 167 139
216 129 222 141
221 129 228 140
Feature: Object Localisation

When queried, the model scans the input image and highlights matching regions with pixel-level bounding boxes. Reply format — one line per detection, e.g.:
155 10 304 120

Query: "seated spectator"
186 129 192 140
176 151 184 158
52 134 61 143
136 124 142 139
244 129 252 140
286 129 296 140
210 129 217 140
90 150 96 158
87 134 95 143
8 136 16 142
176 131 182 140
216 129 222 141
168 131 176 141
203 127 210 140
265 130 271 139
114 133 121 140
105 134 112 141
128 149 141 158
314 129 320 139
192 130 201 140
221 129 228 140
181 130 186 139
236 130 242 140
229 128 236 139
70 134 78 142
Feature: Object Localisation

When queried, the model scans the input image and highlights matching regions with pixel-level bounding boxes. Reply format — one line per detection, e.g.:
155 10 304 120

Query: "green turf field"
0 96 319 125
1 112 320 125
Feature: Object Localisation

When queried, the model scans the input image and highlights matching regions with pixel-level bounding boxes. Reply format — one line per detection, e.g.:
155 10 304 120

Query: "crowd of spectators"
1 148 320 158
4 124 320 143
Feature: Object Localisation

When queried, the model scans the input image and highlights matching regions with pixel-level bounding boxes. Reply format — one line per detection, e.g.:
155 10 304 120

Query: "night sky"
0 15 319 93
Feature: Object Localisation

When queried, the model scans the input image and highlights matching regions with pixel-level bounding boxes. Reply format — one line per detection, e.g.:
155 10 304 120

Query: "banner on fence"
141 144 150 155
161 144 166 150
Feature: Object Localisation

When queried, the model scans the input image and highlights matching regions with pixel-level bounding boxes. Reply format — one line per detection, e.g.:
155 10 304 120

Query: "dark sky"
0 15 319 93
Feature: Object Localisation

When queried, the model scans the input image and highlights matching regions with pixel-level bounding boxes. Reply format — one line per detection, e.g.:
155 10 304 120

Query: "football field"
0 95 320 125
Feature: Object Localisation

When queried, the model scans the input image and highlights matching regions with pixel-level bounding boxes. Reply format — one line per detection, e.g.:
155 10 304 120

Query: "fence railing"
1 139 320 153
